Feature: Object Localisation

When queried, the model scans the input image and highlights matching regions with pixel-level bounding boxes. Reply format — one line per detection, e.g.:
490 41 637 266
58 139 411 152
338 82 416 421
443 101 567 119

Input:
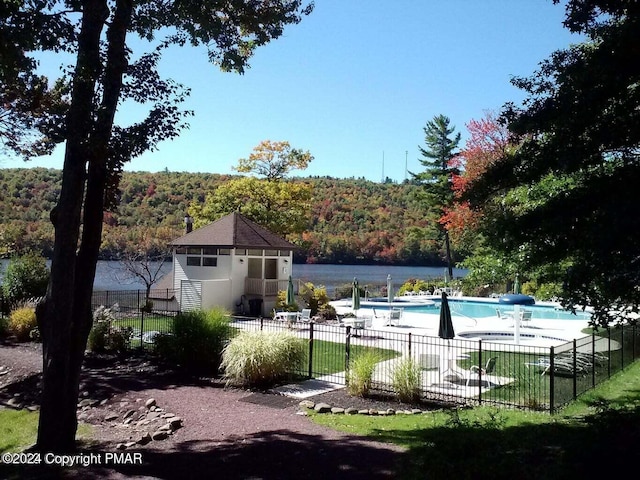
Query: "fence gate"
180 280 202 311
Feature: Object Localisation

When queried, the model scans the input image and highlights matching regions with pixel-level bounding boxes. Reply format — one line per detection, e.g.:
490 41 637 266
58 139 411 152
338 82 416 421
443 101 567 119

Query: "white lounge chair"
299 308 312 322
387 307 403 326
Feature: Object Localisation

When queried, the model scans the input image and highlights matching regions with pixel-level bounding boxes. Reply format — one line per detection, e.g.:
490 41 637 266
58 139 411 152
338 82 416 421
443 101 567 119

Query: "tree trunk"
444 231 453 282
36 0 131 452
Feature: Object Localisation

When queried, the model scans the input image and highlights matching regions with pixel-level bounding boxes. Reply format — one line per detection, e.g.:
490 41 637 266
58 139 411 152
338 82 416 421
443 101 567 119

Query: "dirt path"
0 342 405 479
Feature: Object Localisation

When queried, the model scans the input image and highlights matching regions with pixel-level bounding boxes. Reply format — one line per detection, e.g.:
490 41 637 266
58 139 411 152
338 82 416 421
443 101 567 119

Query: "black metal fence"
89 290 640 413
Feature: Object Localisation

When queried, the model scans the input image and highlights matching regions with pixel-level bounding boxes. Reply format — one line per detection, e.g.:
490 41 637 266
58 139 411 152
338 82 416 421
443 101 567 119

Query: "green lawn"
306 339 400 376
0 409 39 453
308 359 640 479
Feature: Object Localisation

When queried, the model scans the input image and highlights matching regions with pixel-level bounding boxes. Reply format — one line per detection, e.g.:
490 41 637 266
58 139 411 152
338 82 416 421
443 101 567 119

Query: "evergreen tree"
412 114 460 278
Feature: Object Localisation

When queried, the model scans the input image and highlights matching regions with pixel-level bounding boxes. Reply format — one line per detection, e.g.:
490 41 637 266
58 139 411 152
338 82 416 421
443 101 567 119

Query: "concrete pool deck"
329 296 593 348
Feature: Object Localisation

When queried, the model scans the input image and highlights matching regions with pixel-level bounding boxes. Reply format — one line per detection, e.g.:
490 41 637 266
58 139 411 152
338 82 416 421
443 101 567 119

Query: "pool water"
413 299 592 321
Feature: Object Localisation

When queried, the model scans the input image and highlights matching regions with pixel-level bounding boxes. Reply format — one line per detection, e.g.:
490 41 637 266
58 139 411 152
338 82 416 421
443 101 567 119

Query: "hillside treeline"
0 168 457 265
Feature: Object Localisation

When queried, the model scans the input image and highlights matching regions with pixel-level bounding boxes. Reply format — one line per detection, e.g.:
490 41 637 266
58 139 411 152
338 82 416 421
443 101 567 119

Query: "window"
235 248 247 256
203 247 217 255
203 257 217 267
175 247 186 254
248 249 262 256
265 249 278 257
218 248 231 255
186 256 201 266
187 247 201 255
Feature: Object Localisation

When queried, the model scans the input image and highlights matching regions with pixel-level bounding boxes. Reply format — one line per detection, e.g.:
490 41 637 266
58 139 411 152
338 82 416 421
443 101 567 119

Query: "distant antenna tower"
405 150 408 181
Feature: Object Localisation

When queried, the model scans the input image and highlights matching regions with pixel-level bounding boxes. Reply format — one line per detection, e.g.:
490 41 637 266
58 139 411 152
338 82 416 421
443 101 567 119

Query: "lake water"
1 259 466 294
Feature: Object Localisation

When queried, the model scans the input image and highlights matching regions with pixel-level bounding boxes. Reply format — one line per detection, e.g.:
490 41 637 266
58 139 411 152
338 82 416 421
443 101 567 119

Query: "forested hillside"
0 168 455 265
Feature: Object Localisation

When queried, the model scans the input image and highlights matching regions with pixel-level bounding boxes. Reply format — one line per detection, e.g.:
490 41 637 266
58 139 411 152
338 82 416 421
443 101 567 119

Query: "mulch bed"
1 341 409 479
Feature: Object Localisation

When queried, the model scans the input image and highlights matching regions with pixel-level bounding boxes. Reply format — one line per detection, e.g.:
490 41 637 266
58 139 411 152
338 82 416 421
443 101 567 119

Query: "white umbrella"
387 274 393 304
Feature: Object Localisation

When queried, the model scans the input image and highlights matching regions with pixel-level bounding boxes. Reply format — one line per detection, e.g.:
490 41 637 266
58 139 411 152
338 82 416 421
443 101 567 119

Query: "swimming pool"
414 298 591 321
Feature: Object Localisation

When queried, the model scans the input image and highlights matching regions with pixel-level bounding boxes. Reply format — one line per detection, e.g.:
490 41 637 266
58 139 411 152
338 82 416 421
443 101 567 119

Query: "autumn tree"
411 114 460 279
234 140 313 180
464 0 640 325
3 0 313 453
194 140 314 236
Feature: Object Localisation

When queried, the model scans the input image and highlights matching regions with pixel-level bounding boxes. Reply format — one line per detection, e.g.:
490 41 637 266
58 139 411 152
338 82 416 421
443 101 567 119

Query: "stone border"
297 399 426 416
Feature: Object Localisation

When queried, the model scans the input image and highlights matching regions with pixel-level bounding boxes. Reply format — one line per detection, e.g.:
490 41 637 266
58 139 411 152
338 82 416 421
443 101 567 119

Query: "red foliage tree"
443 111 511 245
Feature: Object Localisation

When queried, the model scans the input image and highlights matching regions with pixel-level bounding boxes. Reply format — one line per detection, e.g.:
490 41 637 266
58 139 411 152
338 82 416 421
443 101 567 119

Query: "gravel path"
0 341 406 479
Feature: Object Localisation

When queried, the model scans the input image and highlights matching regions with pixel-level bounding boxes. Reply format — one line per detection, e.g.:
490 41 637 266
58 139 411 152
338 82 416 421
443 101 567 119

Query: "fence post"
140 305 145 351
260 317 264 331
549 346 555 414
408 333 412 358
478 339 483 404
572 339 577 400
621 324 625 370
345 326 352 383
308 322 314 379
591 333 596 387
607 326 612 378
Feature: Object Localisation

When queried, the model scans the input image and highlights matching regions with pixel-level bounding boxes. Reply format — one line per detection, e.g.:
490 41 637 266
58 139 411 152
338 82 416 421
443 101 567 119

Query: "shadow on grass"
370 395 640 480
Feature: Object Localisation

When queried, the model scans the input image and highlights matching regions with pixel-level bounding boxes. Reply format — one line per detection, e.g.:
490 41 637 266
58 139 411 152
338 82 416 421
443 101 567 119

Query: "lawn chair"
496 309 514 321
387 307 403 326
466 357 498 387
299 308 312 323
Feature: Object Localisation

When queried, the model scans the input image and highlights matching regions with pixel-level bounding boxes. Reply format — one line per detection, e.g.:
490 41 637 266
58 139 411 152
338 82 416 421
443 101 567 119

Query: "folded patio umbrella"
286 275 295 307
438 291 455 340
352 277 360 312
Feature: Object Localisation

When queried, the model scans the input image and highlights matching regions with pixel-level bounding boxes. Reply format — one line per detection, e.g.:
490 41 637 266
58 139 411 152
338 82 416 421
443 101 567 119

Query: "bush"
87 304 131 354
155 307 231 375
8 307 38 342
390 356 423 403
88 321 110 352
221 330 306 389
1 253 49 312
347 351 380 397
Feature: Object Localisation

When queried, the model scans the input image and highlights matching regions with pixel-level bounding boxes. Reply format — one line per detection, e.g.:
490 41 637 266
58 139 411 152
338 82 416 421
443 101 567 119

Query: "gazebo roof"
171 212 297 250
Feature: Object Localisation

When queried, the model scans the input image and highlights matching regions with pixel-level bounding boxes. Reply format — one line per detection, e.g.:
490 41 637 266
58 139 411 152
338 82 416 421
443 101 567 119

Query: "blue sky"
3 1 581 182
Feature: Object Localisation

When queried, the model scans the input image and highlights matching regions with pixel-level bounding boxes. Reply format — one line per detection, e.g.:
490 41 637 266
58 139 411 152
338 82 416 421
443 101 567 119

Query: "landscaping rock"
137 433 152 445
169 417 182 430
345 408 358 415
299 400 315 409
330 407 345 414
145 398 157 409
152 430 168 441
314 403 332 413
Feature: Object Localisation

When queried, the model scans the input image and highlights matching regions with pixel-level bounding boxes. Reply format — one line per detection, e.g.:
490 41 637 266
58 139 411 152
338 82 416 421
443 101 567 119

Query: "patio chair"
387 307 403 326
466 357 498 387
520 310 533 322
496 309 514 321
299 308 312 322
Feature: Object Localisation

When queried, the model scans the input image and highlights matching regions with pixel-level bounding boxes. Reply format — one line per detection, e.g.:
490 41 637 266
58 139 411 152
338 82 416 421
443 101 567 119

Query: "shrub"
8 307 38 342
275 289 299 312
390 356 423 403
1 253 49 312
88 304 130 353
88 321 110 352
156 307 232 375
346 351 380 397
221 330 306 389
